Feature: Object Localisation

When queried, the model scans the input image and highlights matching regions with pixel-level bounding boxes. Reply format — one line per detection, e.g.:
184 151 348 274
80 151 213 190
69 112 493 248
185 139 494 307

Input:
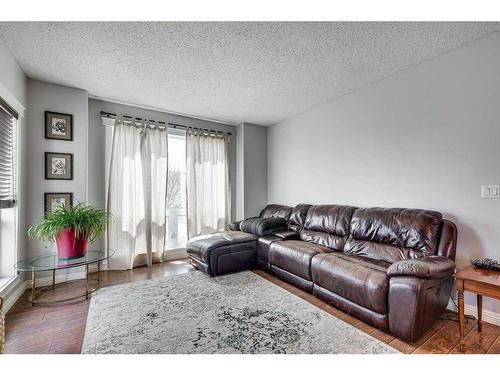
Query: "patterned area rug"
82 271 397 354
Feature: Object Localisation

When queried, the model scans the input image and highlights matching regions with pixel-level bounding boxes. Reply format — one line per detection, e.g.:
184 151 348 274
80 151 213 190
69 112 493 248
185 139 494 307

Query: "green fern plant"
28 203 111 243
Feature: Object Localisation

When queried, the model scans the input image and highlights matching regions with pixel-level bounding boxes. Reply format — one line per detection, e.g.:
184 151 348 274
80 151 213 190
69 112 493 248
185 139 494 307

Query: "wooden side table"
454 266 500 352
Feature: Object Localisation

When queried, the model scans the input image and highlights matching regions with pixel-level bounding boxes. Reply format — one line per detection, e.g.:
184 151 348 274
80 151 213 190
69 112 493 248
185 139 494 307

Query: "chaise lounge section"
186 231 258 276
186 204 293 276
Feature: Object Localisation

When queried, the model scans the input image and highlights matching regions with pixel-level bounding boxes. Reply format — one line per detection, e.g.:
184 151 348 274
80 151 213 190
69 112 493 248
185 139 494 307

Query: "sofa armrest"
227 220 244 231
387 256 455 279
273 231 300 240
240 217 287 236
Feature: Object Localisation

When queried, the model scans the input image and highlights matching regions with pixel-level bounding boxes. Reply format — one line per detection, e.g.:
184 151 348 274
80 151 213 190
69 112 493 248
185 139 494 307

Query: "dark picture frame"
45 111 73 141
45 152 74 180
44 192 73 213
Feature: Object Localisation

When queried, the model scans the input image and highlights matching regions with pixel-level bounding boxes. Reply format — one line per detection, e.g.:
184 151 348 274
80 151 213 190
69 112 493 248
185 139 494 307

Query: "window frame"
0 92 23 288
0 97 18 209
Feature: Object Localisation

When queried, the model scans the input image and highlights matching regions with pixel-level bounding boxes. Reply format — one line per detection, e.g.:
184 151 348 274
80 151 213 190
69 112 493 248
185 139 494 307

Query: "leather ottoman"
186 231 258 276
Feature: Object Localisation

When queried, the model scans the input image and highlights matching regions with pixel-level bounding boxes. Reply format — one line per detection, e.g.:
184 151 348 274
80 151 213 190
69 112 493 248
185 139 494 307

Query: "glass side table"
15 250 114 305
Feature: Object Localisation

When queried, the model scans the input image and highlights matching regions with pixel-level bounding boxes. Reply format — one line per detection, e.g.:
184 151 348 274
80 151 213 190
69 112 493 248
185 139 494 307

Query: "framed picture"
44 193 73 213
45 111 73 141
45 152 73 180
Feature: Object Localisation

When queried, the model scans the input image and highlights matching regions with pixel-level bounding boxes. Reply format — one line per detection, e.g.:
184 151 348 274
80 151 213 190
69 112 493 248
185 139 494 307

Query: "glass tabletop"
15 250 114 272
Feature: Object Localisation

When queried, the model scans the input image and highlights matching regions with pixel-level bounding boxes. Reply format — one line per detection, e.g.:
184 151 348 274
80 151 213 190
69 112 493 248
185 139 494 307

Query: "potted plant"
28 203 110 259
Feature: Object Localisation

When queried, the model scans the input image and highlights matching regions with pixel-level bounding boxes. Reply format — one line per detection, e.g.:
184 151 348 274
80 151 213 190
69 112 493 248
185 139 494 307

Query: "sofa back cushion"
260 204 293 220
300 205 357 250
288 204 312 233
344 207 443 263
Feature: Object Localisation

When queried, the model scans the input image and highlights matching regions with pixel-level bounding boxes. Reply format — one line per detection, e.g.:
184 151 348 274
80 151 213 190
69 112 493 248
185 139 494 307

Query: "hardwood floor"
4 260 500 354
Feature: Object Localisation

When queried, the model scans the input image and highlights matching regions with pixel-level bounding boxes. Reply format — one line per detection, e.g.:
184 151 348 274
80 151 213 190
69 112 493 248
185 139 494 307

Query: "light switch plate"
491 185 500 198
481 185 500 198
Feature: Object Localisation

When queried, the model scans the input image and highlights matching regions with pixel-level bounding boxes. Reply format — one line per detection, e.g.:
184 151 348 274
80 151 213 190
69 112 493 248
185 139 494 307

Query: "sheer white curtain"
107 119 168 269
186 130 230 238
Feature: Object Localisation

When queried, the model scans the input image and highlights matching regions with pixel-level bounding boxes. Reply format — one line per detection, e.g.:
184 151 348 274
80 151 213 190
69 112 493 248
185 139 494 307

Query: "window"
0 98 17 209
165 128 187 251
0 97 18 286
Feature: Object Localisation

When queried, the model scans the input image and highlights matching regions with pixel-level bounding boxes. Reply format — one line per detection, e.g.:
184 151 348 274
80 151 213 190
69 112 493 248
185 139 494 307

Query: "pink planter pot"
55 228 88 259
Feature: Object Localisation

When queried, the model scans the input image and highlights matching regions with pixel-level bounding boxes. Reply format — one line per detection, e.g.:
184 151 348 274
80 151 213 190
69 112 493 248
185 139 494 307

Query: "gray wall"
25 80 89 264
268 31 500 314
243 123 267 218
235 123 245 220
234 123 268 219
21 92 237 272
88 99 237 249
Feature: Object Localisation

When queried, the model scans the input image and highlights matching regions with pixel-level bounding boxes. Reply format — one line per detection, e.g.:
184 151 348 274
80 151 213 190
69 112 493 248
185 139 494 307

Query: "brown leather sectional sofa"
255 203 457 342
187 202 457 342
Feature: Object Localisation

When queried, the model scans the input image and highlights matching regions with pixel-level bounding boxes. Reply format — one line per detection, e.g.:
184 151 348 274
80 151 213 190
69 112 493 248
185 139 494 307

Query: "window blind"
0 98 17 209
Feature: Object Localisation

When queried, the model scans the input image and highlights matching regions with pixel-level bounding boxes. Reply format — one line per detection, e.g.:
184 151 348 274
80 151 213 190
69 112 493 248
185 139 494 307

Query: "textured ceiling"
0 22 499 125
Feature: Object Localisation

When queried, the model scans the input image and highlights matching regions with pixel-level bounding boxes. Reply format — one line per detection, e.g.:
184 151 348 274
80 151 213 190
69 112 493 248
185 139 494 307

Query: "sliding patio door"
165 128 188 251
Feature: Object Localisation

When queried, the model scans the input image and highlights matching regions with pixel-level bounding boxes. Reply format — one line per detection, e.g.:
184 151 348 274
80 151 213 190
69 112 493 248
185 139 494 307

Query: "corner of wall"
235 122 268 219
235 123 245 220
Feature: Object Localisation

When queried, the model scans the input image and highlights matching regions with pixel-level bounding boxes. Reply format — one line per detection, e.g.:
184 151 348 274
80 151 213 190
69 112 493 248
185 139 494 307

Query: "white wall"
268 32 500 314
25 80 89 265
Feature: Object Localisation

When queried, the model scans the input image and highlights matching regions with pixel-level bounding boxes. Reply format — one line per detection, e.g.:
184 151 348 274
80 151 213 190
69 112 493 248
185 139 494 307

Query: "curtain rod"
99 111 232 136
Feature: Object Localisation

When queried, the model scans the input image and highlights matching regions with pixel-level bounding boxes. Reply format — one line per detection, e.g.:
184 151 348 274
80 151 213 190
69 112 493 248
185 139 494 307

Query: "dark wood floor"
4 260 500 354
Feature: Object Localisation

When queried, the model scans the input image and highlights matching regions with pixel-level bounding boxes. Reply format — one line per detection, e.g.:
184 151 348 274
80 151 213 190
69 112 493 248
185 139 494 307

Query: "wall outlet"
481 185 500 198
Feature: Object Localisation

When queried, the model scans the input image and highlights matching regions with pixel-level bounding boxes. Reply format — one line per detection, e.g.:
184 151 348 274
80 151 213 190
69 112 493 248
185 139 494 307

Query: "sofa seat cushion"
270 240 333 281
311 253 391 314
186 231 258 263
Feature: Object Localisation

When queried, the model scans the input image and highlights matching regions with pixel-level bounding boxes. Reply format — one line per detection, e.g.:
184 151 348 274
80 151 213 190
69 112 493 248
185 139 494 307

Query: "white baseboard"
1 276 26 313
447 299 500 326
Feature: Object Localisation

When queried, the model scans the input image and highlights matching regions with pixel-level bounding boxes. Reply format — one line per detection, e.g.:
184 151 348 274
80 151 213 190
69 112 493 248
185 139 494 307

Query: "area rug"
82 271 397 354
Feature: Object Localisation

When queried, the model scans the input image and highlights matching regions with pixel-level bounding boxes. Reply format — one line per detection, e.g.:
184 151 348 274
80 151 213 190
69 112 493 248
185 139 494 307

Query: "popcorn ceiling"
0 22 498 126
